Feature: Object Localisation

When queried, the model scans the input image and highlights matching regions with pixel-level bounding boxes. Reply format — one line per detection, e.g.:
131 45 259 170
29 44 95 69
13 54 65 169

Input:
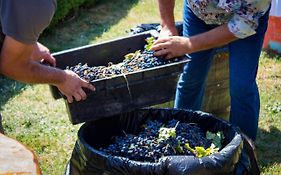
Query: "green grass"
1 0 280 174
41 0 183 52
256 52 281 174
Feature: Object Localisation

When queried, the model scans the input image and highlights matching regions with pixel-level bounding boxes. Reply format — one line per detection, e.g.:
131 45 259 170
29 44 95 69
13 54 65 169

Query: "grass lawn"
0 0 280 174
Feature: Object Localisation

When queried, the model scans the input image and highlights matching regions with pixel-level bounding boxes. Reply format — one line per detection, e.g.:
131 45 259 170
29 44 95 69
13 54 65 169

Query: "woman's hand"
150 36 191 59
159 25 178 37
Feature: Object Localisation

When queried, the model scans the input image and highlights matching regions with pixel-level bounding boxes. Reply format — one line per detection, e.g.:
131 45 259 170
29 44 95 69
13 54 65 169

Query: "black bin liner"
65 108 250 175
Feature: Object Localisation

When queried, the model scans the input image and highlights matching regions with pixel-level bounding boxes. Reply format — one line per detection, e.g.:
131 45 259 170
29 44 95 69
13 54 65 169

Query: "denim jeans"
174 0 269 141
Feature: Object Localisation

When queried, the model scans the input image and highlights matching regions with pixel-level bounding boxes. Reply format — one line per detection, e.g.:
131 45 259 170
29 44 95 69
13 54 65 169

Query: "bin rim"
51 32 151 57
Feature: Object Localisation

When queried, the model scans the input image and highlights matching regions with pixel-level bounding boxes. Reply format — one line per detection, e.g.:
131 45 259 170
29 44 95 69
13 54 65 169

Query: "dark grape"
99 119 212 163
65 44 181 82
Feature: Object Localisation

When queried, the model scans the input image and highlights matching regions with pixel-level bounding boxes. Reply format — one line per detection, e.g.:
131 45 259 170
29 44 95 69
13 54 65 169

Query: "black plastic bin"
65 108 256 175
50 33 189 124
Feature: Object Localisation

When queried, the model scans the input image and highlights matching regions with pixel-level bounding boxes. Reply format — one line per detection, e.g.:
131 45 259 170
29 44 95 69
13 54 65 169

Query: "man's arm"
0 36 61 84
0 36 95 103
157 0 178 36
151 24 238 59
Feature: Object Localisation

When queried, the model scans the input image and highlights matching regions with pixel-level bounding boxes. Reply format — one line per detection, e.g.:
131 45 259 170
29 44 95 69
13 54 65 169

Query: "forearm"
0 36 95 103
158 0 176 28
3 60 66 86
0 36 65 86
188 24 238 53
151 24 238 59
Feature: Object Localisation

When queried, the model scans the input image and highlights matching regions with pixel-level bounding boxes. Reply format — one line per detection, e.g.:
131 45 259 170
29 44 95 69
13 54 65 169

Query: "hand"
56 70 96 103
150 36 191 59
159 25 178 37
31 42 56 66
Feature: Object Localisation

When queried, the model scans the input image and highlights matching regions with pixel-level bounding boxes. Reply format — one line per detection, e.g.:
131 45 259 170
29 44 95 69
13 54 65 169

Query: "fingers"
78 89 87 100
81 79 96 91
152 37 170 45
73 93 82 102
150 42 170 52
165 53 174 60
150 38 172 58
67 79 95 103
41 53 56 67
73 88 87 102
66 88 87 103
66 94 74 103
154 48 170 57
46 54 56 67
154 49 175 59
65 89 85 103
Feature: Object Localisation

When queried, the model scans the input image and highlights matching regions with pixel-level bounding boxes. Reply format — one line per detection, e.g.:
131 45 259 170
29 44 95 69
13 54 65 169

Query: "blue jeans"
175 0 269 141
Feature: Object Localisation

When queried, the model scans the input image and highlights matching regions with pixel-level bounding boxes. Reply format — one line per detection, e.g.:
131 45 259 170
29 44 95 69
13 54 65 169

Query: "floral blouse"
188 0 271 38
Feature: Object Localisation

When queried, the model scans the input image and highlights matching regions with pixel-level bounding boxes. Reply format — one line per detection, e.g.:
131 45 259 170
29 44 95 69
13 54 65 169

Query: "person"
0 0 95 133
151 0 271 174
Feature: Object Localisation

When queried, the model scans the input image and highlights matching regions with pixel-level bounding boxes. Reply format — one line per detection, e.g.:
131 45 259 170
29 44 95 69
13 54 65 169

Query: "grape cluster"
99 119 212 163
66 50 180 82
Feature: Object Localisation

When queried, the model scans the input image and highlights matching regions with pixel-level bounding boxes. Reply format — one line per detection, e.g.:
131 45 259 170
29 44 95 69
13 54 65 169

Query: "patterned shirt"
188 0 271 38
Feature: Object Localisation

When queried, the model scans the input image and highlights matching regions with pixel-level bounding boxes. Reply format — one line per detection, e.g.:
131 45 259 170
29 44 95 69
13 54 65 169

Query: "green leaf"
206 131 224 149
184 143 219 158
209 143 219 154
176 145 184 153
124 50 141 61
158 127 176 140
195 146 210 158
144 37 156 51
184 143 195 154
158 121 179 141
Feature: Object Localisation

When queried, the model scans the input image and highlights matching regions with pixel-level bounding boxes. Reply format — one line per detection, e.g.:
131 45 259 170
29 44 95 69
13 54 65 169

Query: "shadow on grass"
257 126 281 172
40 0 140 52
0 76 27 109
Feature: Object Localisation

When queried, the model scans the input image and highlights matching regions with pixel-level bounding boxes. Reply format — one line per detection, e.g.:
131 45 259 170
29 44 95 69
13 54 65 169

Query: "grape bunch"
65 38 180 82
99 119 215 163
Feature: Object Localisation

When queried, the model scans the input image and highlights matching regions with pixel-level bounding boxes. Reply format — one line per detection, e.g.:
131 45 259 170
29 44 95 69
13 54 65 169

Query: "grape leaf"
158 121 179 141
206 131 225 149
185 143 219 158
124 50 141 61
195 146 210 158
158 127 176 140
184 143 196 154
144 37 156 51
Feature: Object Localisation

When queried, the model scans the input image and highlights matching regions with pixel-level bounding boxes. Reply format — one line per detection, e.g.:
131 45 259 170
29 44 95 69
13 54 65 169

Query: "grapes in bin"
99 119 224 162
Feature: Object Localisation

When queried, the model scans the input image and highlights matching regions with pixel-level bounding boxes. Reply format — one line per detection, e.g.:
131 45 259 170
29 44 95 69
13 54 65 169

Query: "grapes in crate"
66 37 180 82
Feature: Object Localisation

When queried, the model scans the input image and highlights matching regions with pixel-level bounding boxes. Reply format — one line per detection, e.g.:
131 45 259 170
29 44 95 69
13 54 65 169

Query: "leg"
174 0 214 110
229 10 269 141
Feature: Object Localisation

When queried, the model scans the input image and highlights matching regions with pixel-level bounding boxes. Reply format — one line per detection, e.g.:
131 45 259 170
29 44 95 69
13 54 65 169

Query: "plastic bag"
65 108 251 175
129 22 183 36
